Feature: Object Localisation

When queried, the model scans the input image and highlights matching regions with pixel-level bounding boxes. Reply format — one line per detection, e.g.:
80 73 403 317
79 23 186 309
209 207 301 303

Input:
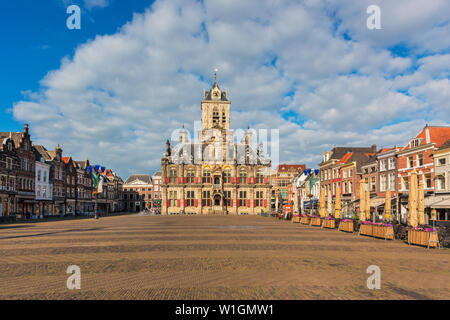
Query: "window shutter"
263 178 267 184
166 199 170 207
254 199 256 207
230 199 233 206
194 177 198 184
184 199 187 207
177 199 180 207
209 177 212 183
247 177 251 184
264 200 267 207
247 199 250 207
166 177 170 184
237 200 240 208
194 199 198 207
237 177 240 184
231 177 234 183
177 177 181 184
184 177 187 184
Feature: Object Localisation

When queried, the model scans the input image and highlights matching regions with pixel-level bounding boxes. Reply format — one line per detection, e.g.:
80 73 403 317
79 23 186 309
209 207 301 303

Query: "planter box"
339 221 354 233
301 217 310 225
359 224 373 236
372 225 394 240
408 230 439 248
311 217 322 226
292 216 300 223
323 219 335 229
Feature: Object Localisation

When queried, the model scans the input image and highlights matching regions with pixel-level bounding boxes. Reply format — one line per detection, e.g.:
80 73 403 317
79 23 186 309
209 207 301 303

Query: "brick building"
0 135 19 218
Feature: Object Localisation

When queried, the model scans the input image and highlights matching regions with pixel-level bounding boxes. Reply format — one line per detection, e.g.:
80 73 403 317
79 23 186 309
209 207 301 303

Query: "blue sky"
2 0 450 178
0 0 152 131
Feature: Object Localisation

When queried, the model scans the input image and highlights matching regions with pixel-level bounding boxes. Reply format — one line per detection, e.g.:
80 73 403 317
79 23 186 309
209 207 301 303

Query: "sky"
2 0 450 179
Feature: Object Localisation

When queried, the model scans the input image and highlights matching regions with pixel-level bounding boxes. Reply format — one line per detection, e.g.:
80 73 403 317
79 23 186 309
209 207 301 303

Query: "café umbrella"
365 190 371 222
359 181 365 221
385 189 391 221
418 180 425 225
319 188 326 217
408 169 418 227
335 186 341 219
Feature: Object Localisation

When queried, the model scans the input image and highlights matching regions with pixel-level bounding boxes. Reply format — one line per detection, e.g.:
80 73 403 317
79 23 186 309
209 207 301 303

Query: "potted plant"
300 214 309 225
339 219 354 233
359 221 373 237
310 214 322 226
323 215 335 229
408 227 439 248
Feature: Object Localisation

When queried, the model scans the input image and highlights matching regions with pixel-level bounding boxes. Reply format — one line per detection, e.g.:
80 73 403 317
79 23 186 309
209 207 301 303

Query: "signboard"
431 209 437 221
284 204 292 213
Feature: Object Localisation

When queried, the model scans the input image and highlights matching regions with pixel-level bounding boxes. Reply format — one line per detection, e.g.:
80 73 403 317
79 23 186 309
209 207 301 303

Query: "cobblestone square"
0 215 448 300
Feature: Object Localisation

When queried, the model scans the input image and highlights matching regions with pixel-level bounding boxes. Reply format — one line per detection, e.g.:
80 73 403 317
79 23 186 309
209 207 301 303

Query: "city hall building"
161 78 272 215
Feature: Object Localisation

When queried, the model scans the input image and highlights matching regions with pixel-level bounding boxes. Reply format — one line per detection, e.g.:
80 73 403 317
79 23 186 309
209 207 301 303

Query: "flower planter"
301 217 310 225
359 224 373 237
339 220 354 233
408 229 439 248
372 225 394 240
323 219 335 229
292 216 300 223
311 217 322 226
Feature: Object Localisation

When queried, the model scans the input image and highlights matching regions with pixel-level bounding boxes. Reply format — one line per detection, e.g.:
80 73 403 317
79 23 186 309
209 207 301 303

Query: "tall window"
186 168 195 183
380 175 387 192
371 177 376 192
186 191 195 207
389 173 396 191
349 168 353 177
239 168 247 183
436 175 445 191
388 157 395 170
380 159 387 171
349 182 352 193
223 169 231 183
169 191 177 207
202 190 211 206
255 191 263 206
202 169 211 183
224 190 231 206
256 168 264 183
343 170 347 179
418 154 423 166
239 191 247 207
408 156 414 168
6 158 12 170
402 177 409 191
425 174 432 188
169 168 177 183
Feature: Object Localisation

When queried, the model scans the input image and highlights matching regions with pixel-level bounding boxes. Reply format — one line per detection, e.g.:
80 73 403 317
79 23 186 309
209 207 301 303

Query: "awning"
430 195 450 209
370 197 385 208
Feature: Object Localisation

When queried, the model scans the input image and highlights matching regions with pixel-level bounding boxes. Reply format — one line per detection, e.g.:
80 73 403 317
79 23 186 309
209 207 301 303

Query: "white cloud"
84 0 110 10
13 0 450 177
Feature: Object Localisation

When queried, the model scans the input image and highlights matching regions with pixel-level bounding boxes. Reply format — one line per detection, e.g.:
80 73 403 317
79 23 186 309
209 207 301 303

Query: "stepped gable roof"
74 160 89 169
320 146 375 165
402 126 450 151
33 145 52 161
125 174 152 184
0 132 23 148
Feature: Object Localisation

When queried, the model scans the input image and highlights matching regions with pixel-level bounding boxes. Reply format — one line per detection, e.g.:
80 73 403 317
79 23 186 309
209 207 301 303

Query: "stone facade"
161 79 272 215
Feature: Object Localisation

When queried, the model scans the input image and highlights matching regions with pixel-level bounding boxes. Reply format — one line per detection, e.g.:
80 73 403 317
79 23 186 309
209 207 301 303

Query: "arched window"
203 169 211 183
223 168 231 183
186 168 195 183
239 168 247 184
256 168 264 183
169 168 177 183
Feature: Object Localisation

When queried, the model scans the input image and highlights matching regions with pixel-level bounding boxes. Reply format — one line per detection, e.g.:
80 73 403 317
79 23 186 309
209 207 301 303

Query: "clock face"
212 89 220 98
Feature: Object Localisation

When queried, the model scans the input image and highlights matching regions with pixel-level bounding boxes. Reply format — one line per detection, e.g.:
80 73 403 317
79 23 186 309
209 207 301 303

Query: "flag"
91 169 100 194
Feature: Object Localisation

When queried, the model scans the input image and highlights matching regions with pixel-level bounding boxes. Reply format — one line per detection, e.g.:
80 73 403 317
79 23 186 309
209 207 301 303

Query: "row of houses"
0 124 124 219
123 173 162 212
289 125 450 224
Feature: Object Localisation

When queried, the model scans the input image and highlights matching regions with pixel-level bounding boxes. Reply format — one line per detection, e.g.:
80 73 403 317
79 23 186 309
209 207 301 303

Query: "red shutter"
184 199 187 207
209 177 212 183
247 199 250 207
254 178 257 184
264 200 267 207
177 177 181 184
254 199 256 207
194 177 198 184
166 177 170 184
237 200 240 208
194 199 198 207
263 178 267 184
230 199 233 207
177 199 180 207
237 177 240 184
231 177 234 183
184 177 187 184
166 199 170 207
247 178 251 184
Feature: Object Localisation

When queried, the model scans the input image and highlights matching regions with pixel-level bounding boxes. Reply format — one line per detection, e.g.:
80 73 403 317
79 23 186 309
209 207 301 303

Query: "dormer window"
409 138 421 148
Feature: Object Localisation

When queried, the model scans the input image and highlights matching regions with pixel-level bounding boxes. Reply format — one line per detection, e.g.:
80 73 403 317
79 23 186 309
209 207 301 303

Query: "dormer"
409 138 422 149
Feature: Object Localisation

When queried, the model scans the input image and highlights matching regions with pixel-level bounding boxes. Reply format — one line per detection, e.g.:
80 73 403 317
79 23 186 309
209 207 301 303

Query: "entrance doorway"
214 194 221 206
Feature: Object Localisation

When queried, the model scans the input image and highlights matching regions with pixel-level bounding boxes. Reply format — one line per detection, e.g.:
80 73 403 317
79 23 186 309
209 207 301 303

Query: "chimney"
371 144 377 153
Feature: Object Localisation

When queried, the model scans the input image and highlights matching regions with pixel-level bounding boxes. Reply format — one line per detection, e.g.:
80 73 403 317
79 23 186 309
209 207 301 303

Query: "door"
214 195 221 206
